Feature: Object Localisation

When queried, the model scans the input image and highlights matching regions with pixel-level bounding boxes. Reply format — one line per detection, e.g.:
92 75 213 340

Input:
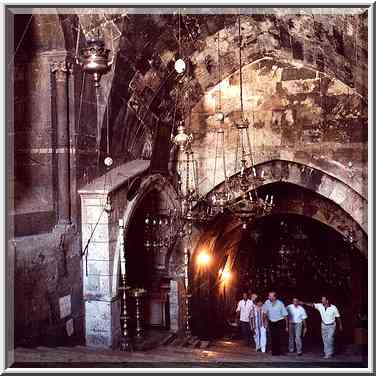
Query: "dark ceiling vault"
47 10 368 178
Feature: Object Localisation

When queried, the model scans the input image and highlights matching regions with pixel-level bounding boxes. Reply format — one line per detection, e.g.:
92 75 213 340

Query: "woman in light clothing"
249 297 268 353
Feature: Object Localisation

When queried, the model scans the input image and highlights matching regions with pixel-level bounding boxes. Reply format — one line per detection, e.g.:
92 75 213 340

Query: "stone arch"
192 181 367 261
107 172 180 298
206 159 367 234
120 172 180 275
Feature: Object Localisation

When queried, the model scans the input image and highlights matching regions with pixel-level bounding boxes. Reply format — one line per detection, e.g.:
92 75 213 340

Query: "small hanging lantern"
104 195 113 214
173 121 193 152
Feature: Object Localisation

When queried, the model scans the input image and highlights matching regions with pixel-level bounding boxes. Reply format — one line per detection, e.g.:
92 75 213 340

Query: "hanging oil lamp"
173 120 193 152
76 29 113 87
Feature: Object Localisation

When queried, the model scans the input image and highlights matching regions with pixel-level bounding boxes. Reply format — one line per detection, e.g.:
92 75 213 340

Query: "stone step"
161 333 176 346
199 340 211 348
190 339 201 348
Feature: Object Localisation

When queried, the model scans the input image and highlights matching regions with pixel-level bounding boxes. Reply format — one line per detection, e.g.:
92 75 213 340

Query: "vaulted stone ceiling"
28 8 367 197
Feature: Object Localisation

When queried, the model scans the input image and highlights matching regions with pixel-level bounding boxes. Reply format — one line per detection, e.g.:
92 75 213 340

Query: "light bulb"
215 112 225 122
104 156 113 167
174 58 186 74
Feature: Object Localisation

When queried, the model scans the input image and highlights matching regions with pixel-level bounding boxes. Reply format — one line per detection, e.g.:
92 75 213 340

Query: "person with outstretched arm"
300 296 343 359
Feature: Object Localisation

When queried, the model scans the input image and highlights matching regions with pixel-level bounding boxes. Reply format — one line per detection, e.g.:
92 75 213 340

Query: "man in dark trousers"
263 291 288 355
236 292 253 346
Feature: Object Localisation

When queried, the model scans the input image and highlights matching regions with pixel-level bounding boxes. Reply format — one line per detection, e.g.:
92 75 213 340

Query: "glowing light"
104 156 113 167
215 111 225 122
197 252 211 266
174 58 186 74
221 270 232 283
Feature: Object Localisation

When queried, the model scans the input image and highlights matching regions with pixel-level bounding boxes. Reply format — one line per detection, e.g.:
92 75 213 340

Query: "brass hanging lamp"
227 12 275 223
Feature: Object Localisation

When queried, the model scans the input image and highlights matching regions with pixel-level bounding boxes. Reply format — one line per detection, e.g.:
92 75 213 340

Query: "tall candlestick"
184 245 191 337
119 220 133 351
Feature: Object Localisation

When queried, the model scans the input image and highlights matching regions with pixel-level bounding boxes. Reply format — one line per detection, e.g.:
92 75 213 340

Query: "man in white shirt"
301 296 343 358
287 298 308 355
236 292 254 346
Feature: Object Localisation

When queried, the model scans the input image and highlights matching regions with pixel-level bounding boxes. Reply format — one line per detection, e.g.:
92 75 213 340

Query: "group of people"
236 291 343 359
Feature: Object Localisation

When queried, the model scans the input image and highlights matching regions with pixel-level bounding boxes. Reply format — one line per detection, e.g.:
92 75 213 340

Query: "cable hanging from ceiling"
209 30 233 213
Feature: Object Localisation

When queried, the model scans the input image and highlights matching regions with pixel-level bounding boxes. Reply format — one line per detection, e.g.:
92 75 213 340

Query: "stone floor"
12 338 367 368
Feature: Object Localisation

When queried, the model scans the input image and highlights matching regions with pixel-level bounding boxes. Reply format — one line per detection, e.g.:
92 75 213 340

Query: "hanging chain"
238 12 244 119
222 129 227 183
95 85 102 165
217 31 222 112
185 148 189 197
213 131 219 187
234 126 240 174
106 93 110 156
178 8 182 57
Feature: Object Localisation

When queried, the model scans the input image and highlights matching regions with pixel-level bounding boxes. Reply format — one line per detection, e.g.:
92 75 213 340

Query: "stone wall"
188 58 367 202
13 227 84 347
10 14 83 347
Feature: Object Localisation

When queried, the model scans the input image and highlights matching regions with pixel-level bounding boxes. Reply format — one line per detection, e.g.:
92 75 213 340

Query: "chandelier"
177 145 213 227
220 13 275 223
228 191 274 229
208 31 234 214
144 207 178 253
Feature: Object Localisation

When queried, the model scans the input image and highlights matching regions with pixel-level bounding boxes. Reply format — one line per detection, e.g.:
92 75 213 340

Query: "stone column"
51 61 72 225
80 192 121 348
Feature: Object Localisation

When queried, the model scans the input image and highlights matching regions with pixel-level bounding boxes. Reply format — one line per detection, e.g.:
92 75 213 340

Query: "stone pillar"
80 193 121 348
51 61 72 225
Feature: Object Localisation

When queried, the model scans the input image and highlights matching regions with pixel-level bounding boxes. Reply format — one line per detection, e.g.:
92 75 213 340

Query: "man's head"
251 293 258 302
292 298 299 306
242 292 248 300
254 297 263 307
268 291 277 302
321 296 330 305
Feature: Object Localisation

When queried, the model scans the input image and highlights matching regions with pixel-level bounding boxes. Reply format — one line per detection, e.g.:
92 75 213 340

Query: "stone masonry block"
85 299 120 349
329 184 349 206
317 175 335 198
83 273 111 299
84 240 117 261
